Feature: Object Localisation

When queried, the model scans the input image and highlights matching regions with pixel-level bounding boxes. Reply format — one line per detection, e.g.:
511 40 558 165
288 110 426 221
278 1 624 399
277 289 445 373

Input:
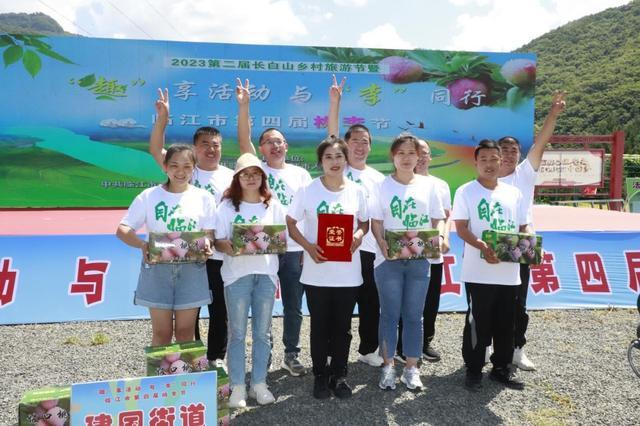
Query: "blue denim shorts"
134 262 212 310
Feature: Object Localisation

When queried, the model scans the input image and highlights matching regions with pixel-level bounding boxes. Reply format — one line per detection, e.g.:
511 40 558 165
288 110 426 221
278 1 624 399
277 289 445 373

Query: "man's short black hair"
474 139 502 160
344 124 372 144
192 127 221 144
497 136 521 150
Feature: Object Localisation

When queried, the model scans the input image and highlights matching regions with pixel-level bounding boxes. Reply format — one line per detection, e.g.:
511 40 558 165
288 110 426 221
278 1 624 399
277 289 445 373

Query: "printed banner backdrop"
1 231 639 325
0 34 536 207
71 371 217 425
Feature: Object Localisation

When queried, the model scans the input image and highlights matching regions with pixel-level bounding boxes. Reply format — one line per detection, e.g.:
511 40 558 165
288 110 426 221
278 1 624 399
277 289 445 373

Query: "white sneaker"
378 364 397 390
358 351 384 367
229 385 247 408
249 383 275 405
485 345 493 364
513 347 536 371
400 366 423 390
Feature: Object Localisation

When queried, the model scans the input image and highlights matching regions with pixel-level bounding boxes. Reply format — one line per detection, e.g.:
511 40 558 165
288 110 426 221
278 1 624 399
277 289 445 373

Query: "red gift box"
317 213 354 262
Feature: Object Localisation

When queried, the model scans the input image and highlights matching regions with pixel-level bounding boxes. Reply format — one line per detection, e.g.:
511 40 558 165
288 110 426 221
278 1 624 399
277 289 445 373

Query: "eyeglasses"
239 172 262 180
261 139 286 146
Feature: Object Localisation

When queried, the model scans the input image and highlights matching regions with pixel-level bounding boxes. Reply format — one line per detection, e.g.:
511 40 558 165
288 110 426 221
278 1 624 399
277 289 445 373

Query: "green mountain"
516 0 640 153
0 12 68 35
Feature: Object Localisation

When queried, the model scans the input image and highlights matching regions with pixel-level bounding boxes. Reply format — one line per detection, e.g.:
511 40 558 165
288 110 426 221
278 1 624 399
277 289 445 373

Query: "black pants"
194 259 227 360
356 251 380 355
462 282 517 374
305 284 359 377
514 264 530 348
397 262 443 355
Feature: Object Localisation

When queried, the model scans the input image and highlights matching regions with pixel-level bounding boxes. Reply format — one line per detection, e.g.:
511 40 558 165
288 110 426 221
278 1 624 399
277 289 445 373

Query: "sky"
0 0 632 52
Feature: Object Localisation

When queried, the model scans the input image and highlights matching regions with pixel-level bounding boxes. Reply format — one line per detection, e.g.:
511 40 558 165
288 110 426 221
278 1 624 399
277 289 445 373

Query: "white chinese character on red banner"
530 251 561 294
625 251 640 293
441 255 461 296
69 257 110 306
179 403 206 426
574 252 610 293
0 257 19 308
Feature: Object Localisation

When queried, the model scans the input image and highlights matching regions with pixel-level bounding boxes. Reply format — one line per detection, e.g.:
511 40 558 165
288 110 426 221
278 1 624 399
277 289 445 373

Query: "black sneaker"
489 366 525 390
328 376 353 399
313 374 330 399
464 371 483 392
422 344 441 362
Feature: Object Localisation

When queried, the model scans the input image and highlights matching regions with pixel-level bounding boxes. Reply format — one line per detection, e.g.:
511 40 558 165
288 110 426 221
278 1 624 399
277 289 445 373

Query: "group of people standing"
116 75 566 406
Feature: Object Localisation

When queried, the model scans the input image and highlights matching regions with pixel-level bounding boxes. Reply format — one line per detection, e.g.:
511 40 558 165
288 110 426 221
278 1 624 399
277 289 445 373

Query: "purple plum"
380 56 423 84
447 78 490 110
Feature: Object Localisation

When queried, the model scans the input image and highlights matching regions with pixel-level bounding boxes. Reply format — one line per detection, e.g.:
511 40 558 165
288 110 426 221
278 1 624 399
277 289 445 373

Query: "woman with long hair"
286 136 369 400
214 153 286 408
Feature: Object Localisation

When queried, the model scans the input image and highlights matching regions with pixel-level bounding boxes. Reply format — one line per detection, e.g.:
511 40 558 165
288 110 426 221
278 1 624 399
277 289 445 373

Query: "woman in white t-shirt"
287 136 369 400
371 134 445 391
116 144 215 345
214 153 285 408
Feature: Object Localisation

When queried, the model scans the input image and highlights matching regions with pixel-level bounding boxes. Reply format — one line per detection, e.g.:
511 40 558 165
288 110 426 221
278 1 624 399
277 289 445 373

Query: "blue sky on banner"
2 0 631 51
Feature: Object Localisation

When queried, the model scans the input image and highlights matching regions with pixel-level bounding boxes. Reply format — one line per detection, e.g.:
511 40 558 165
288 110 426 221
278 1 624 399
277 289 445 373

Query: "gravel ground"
3 309 640 425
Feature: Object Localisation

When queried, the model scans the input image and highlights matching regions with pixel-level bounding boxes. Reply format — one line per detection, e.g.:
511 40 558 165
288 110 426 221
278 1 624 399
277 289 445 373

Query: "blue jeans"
375 259 430 359
278 251 304 354
224 274 276 386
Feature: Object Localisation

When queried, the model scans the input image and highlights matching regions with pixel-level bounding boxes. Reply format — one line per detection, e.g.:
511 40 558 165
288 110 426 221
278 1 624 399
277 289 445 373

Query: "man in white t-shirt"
452 139 529 391
497 91 566 371
236 79 313 377
149 88 234 367
396 139 451 363
328 75 385 367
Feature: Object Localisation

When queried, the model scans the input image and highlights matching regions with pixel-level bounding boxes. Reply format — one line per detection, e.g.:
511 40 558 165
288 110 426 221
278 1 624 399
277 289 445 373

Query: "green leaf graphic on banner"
0 34 15 47
36 47 74 64
22 49 42 77
506 86 526 110
3 44 23 67
96 95 115 101
78 73 96 87
22 36 51 50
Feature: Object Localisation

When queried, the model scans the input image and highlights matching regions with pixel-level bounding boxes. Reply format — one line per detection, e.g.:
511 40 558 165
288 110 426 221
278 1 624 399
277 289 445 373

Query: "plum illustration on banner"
380 56 424 84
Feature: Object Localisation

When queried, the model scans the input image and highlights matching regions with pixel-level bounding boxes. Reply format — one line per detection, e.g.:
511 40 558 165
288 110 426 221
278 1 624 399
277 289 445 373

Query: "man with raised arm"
328 75 385 368
149 88 233 368
496 91 566 371
235 78 312 377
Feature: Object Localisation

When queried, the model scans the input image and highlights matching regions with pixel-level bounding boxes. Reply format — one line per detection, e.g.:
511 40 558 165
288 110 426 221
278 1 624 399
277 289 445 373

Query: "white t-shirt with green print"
371 174 445 267
288 177 369 287
192 166 234 205
215 198 287 287
344 165 385 254
451 180 528 286
261 162 312 252
121 184 216 235
192 165 233 260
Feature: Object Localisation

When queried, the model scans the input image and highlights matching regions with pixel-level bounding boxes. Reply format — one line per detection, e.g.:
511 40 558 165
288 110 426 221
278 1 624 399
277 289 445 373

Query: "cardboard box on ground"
145 340 229 424
19 386 71 426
